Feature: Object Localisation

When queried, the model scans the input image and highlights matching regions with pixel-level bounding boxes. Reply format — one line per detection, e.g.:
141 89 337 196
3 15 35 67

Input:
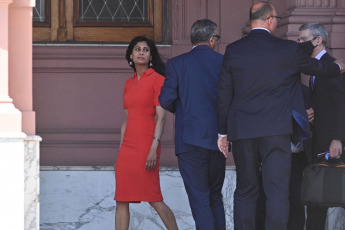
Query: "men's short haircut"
190 19 217 45
299 22 328 46
250 1 273 22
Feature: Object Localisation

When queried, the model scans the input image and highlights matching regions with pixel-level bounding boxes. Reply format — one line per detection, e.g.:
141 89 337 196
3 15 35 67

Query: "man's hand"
306 107 314 123
329 139 342 159
334 59 345 74
217 136 229 158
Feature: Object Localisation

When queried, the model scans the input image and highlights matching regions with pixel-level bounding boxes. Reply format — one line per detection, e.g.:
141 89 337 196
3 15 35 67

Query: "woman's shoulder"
147 68 165 80
126 73 137 81
124 74 136 87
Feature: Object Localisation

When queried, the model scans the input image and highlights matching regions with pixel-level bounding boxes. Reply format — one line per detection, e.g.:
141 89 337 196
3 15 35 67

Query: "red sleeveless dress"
115 68 164 202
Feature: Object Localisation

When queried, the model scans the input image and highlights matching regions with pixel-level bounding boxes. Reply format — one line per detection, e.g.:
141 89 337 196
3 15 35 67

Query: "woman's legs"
115 201 130 230
149 201 178 230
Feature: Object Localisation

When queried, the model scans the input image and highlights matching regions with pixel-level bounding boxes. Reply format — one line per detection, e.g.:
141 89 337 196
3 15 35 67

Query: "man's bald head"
250 1 273 23
249 1 278 33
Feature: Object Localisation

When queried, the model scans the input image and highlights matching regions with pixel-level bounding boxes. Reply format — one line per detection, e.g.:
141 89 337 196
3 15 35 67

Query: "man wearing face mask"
298 22 345 230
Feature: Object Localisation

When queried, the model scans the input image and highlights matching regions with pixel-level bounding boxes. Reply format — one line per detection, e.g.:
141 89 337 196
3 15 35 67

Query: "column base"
24 135 41 230
0 102 22 132
0 132 26 230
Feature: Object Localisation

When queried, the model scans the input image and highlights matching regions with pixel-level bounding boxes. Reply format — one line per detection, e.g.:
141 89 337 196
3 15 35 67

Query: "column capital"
10 0 35 7
0 0 12 5
295 0 344 8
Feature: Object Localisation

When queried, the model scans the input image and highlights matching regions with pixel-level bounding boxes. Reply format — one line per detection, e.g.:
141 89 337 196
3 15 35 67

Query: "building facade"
1 0 345 229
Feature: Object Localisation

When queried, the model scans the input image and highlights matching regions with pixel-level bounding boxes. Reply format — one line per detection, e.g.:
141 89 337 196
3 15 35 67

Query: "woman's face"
130 41 152 66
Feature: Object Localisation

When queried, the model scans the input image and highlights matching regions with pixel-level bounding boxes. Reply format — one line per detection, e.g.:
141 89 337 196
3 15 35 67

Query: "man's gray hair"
190 19 218 45
299 22 328 46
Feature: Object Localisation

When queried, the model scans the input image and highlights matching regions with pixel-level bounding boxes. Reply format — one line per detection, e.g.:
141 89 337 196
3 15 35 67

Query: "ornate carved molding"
296 0 339 8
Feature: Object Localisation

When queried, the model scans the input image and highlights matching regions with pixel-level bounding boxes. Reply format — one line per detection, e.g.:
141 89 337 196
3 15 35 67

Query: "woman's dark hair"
126 36 166 76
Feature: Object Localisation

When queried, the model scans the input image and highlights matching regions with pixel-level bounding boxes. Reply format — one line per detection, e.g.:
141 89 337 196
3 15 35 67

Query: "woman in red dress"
115 36 178 230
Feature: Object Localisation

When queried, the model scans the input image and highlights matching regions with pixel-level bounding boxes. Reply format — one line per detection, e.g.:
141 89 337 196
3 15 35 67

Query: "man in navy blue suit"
217 2 345 230
159 19 226 230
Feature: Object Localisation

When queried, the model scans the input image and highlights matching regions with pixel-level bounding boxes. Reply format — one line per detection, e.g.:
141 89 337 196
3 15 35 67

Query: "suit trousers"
287 151 308 230
232 135 291 230
178 145 226 230
256 151 308 230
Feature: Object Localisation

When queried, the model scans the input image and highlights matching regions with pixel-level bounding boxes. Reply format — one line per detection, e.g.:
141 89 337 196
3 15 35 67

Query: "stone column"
8 1 40 230
0 0 39 229
0 0 22 132
9 0 36 135
0 0 25 229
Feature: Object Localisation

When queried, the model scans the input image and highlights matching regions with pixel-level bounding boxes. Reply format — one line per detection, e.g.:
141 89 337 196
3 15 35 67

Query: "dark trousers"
178 145 226 230
232 135 291 230
306 206 328 230
256 151 308 230
288 151 308 230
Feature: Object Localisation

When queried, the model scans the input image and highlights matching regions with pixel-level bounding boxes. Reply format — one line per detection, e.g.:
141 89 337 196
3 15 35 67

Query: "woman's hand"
145 148 157 170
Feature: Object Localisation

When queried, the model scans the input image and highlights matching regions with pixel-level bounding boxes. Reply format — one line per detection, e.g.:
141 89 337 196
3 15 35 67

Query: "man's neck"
313 49 327 60
312 47 326 59
192 43 212 50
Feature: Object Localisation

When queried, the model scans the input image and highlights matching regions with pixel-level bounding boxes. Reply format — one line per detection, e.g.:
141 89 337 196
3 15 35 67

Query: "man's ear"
316 36 323 46
208 37 215 47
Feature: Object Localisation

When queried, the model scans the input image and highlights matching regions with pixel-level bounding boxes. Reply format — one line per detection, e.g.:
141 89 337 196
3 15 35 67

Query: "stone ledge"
40 165 236 171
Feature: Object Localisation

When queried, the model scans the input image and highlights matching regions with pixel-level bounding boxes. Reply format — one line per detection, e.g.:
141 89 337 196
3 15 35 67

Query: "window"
33 0 163 43
33 0 49 23
77 0 148 22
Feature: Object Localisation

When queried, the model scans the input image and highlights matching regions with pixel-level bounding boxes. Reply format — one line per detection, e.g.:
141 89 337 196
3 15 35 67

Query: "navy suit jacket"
310 52 345 156
217 29 340 141
159 45 223 154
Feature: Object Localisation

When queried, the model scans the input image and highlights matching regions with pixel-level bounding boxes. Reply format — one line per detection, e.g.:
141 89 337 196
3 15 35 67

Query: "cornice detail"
296 0 339 8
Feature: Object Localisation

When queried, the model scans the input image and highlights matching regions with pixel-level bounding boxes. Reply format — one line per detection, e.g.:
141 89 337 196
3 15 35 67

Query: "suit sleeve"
297 44 340 78
158 59 178 113
217 46 233 135
326 73 345 141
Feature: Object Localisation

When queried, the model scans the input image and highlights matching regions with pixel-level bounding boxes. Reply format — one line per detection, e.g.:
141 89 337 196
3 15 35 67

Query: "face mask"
298 40 316 56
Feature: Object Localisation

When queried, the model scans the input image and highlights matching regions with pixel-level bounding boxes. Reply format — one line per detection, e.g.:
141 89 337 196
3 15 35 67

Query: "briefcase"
301 160 345 207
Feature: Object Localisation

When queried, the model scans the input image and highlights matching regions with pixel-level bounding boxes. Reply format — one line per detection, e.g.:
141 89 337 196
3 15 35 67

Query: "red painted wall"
33 0 345 166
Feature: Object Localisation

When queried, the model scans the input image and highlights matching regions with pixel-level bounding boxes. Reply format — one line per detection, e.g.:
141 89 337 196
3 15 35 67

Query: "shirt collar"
315 49 326 60
133 68 155 79
252 28 271 34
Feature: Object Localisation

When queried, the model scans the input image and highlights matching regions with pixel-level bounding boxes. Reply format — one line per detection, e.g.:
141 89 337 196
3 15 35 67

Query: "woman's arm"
119 109 128 147
145 106 166 170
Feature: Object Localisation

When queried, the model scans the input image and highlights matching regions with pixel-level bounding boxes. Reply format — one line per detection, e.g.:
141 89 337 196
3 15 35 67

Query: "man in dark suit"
159 19 226 230
298 22 345 230
217 2 345 230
